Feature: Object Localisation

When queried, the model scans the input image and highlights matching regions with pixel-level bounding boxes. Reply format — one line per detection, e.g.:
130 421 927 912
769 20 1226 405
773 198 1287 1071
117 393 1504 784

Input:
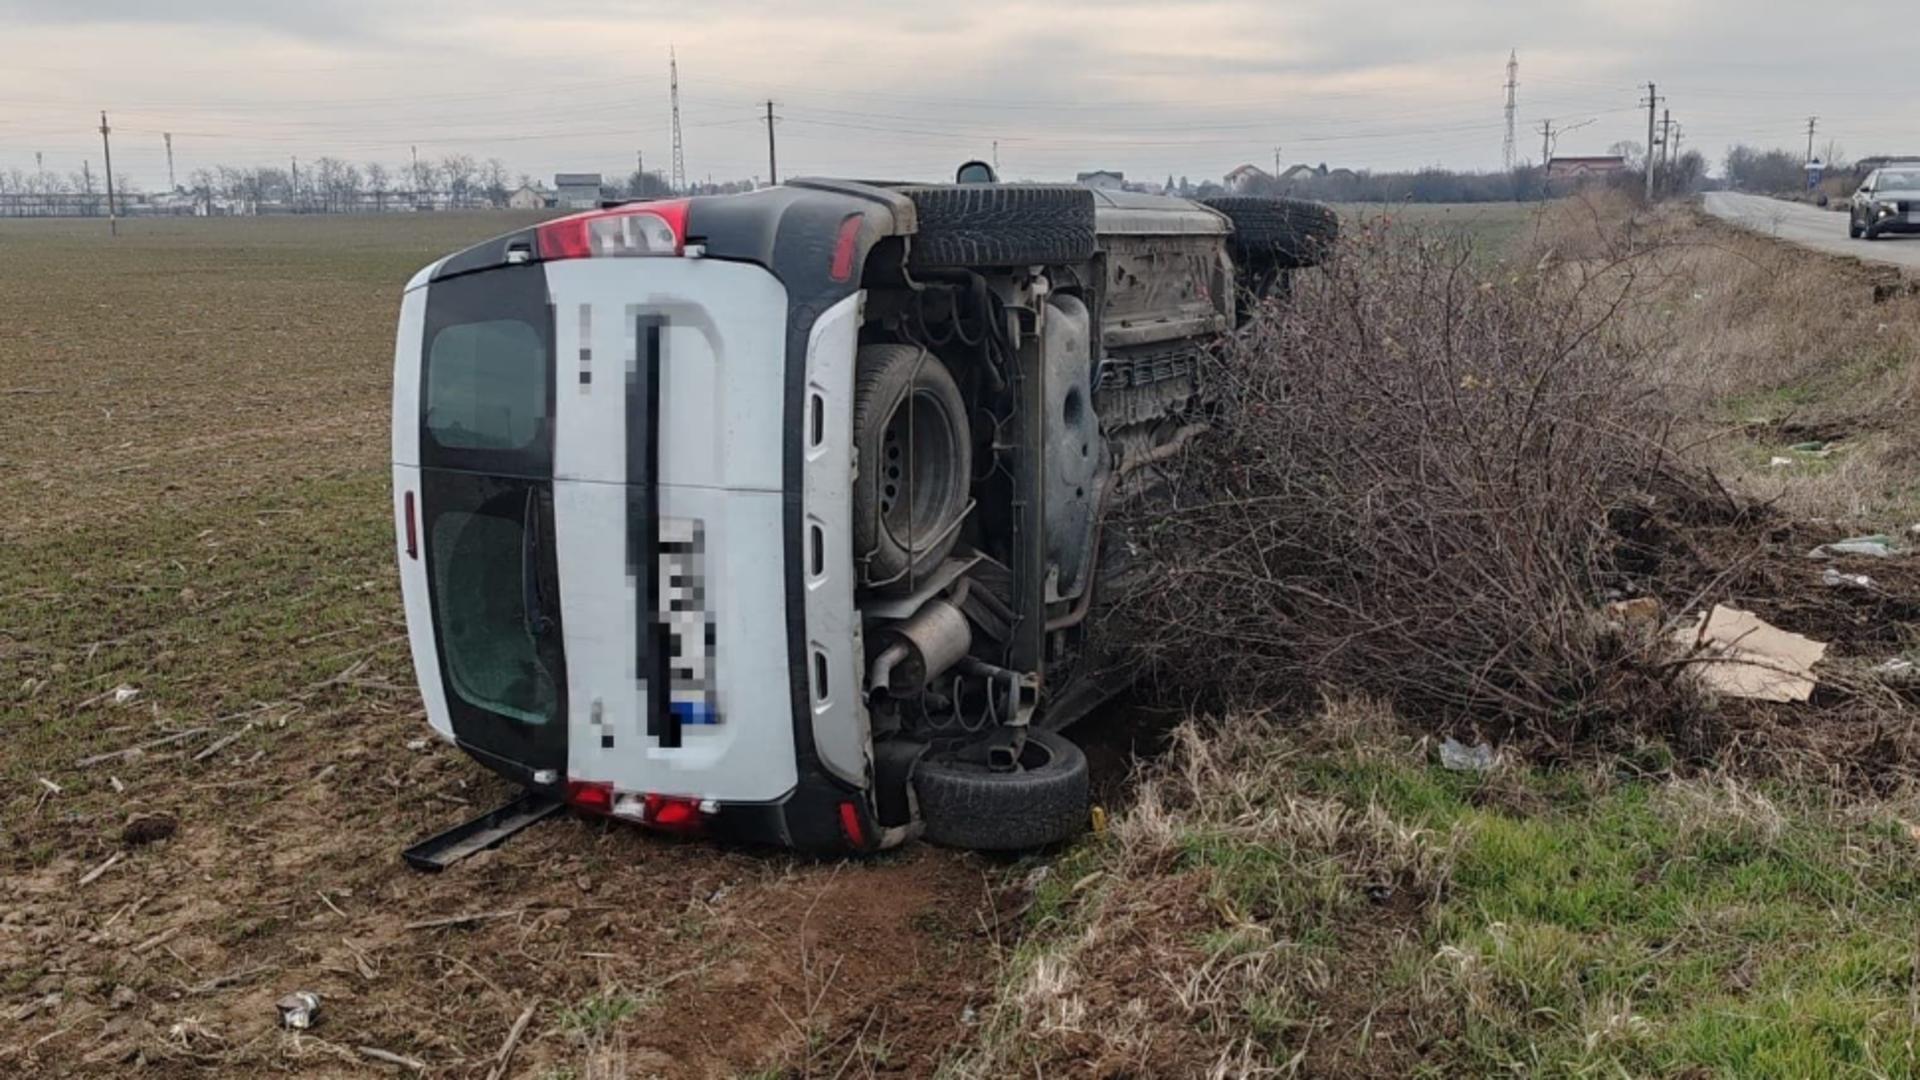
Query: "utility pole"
1641 82 1661 200
1671 124 1683 164
764 100 778 186
636 149 644 190
1273 146 1282 177
1503 49 1519 172
668 47 687 194
98 111 118 236
164 132 176 193
1659 109 1673 171
992 139 999 172
1805 116 1818 163
291 155 299 212
1537 120 1555 199
410 145 420 196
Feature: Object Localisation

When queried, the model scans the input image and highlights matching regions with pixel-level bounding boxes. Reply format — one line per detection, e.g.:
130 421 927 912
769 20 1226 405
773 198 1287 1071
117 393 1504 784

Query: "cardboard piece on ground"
1674 604 1827 703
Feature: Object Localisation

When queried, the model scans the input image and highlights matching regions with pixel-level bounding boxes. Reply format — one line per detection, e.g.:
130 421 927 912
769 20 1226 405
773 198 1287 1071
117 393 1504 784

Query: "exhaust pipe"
867 598 972 698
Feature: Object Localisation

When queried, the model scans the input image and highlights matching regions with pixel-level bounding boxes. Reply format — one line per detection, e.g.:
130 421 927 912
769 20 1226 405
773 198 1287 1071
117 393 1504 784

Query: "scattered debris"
960 1004 980 1026
76 727 210 767
404 738 429 752
357 1046 426 1073
276 991 321 1030
1808 534 1901 559
78 851 124 887
1674 605 1828 702
1820 568 1875 590
112 685 141 706
1787 440 1833 456
1604 597 1663 629
403 909 522 932
1877 658 1915 677
1769 455 1796 468
484 1003 537 1080
38 777 63 795
121 813 178 847
109 985 139 1010
191 722 253 763
1439 737 1497 772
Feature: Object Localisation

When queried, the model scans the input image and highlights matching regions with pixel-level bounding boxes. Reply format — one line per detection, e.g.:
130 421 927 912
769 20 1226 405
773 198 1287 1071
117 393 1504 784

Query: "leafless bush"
1110 220 1731 746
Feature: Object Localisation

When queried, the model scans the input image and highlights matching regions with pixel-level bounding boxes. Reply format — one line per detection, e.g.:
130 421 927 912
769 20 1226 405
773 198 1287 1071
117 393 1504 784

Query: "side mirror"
955 160 997 184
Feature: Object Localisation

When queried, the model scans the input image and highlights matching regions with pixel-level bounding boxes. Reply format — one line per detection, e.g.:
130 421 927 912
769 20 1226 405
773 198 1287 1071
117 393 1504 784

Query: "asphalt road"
1704 191 1920 270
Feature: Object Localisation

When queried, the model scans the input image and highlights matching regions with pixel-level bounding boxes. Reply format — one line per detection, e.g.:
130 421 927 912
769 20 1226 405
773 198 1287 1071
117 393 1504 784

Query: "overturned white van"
392 171 1334 852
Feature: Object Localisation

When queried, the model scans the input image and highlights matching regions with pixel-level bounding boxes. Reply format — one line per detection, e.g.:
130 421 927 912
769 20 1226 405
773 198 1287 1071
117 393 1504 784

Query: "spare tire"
853 344 972 592
899 184 1096 269
1200 195 1339 268
914 730 1090 850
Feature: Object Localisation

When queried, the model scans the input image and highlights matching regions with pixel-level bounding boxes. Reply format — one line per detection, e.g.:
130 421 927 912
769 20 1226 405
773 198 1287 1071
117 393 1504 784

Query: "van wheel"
1201 195 1340 269
898 184 1096 268
854 344 971 592
913 730 1090 851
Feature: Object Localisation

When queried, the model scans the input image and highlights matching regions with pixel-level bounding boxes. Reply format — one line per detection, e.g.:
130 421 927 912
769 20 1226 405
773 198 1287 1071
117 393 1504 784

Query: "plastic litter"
1821 568 1875 589
1769 456 1796 469
1808 534 1901 559
1788 440 1830 454
277 991 321 1030
1438 737 1497 773
1674 605 1827 702
112 685 140 705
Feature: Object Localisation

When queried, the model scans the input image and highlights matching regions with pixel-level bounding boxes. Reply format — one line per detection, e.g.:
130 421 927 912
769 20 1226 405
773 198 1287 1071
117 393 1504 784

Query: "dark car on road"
1849 167 1920 240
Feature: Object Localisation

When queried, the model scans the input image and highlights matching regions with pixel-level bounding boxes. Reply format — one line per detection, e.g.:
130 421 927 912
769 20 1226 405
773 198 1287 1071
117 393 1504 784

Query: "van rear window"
425 320 547 451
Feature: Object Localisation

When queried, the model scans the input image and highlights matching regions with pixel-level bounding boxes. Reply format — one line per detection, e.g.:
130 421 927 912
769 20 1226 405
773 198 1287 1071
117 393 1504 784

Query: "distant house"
1546 156 1629 183
508 183 552 210
1279 164 1319 182
1075 170 1126 191
553 173 604 210
1224 164 1271 192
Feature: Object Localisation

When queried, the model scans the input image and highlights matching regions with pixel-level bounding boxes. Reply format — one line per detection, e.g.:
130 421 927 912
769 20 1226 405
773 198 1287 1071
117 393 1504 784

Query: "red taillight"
536 200 690 261
829 213 863 283
838 800 867 848
402 491 418 560
644 794 704 833
563 779 614 815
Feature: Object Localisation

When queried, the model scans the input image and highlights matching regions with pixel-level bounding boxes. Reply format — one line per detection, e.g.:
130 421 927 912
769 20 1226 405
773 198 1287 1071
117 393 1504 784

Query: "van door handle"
521 488 555 638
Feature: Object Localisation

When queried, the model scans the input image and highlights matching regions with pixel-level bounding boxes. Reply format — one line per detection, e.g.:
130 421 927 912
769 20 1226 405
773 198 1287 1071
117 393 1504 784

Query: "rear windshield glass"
430 506 558 726
425 320 548 451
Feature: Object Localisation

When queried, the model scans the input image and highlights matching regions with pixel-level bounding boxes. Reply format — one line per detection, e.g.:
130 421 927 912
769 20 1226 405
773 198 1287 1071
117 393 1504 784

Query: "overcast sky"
0 0 1909 191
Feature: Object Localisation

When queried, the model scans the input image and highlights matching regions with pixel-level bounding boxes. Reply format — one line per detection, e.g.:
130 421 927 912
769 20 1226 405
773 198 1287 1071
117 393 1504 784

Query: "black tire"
1849 212 1865 239
914 730 1090 851
1200 195 1340 269
899 184 1096 269
853 344 972 592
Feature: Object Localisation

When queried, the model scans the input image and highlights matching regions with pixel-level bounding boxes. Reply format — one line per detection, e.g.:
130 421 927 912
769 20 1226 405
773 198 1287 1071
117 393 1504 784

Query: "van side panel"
390 286 451 740
800 293 869 788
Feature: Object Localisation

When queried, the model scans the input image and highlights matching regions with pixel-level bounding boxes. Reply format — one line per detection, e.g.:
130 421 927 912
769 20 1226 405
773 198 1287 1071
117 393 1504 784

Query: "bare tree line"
0 152 532 216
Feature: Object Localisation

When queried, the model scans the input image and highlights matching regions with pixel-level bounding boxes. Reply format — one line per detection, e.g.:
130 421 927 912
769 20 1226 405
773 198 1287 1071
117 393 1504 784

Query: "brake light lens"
829 213 863 282
645 794 704 833
536 200 690 260
838 800 867 848
563 779 614 815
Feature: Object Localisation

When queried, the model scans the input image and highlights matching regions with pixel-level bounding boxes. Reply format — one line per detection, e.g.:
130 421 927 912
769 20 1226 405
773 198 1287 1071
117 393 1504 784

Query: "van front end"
392 187 900 853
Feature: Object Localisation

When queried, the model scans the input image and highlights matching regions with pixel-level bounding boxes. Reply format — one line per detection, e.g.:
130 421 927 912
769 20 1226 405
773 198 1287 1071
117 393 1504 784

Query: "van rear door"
410 265 567 783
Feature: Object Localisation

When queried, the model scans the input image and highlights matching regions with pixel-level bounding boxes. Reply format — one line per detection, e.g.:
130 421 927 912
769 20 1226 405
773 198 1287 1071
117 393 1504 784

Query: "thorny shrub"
1110 213 1735 749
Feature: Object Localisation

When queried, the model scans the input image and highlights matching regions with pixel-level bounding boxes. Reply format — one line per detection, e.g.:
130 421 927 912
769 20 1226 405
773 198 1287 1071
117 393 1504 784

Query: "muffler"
867 598 972 697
